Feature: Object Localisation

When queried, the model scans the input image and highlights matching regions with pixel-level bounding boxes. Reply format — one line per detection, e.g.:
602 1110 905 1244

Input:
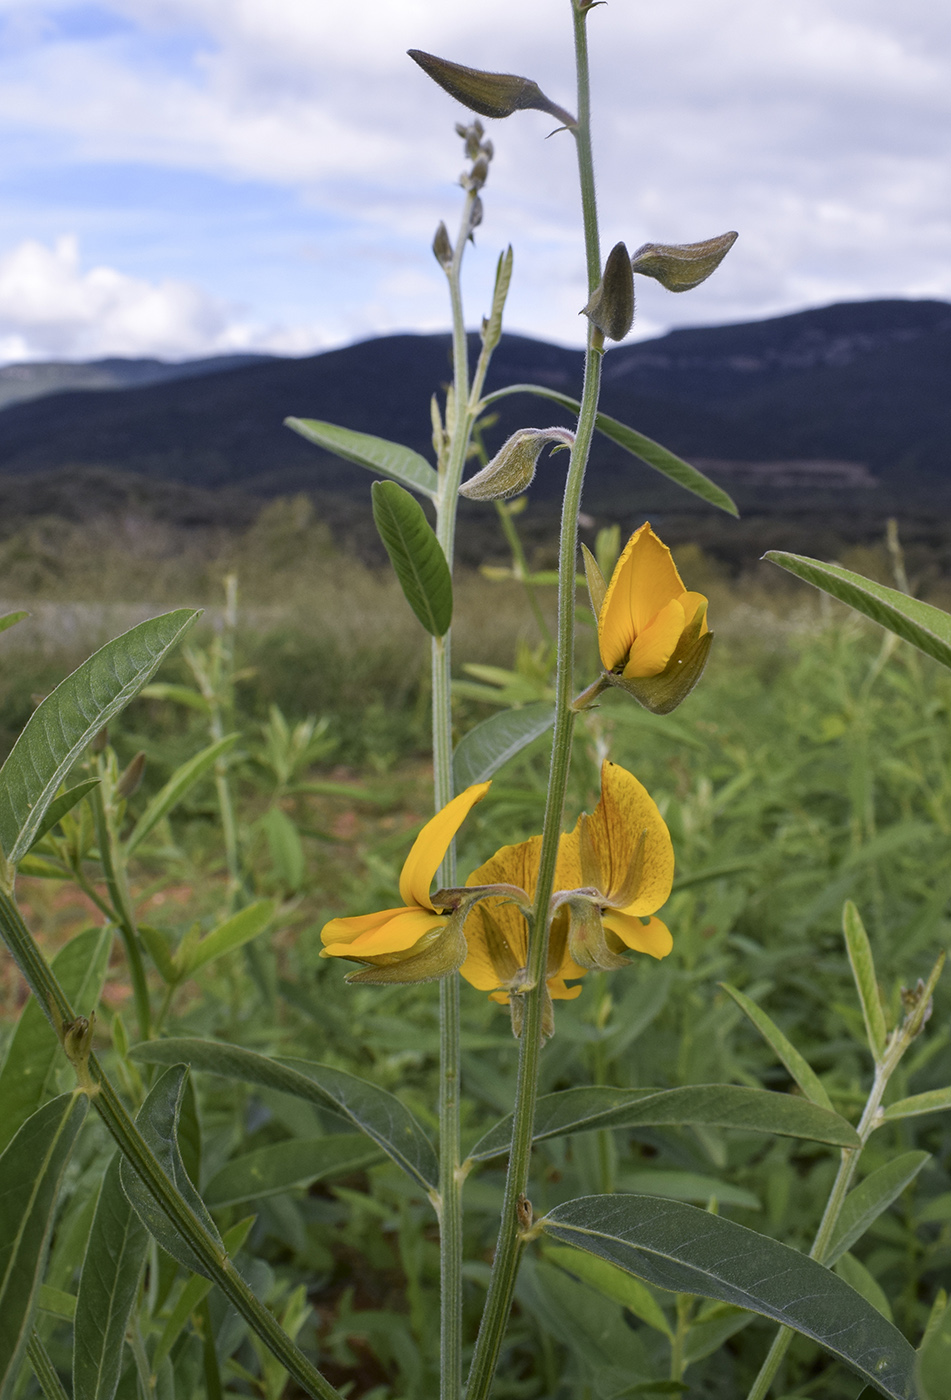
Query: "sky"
0 0 948 363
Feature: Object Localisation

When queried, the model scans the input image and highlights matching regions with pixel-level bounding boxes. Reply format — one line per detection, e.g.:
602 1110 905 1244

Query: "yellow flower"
320 782 490 983
460 835 586 1009
460 761 673 1029
558 760 674 968
596 523 711 713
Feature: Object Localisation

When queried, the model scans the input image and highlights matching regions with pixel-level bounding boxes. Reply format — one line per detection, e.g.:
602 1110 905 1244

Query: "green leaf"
371 480 452 636
124 734 239 855
468 1083 859 1162
152 1216 254 1369
766 551 951 670
881 1087 951 1122
0 611 29 636
261 807 305 892
119 1066 223 1281
541 1194 917 1400
720 982 833 1110
36 1285 76 1321
478 383 738 515
0 610 199 864
617 1169 760 1211
285 418 438 499
138 683 211 715
834 1252 893 1322
0 1093 88 1400
203 1134 381 1209
26 780 100 854
184 900 275 978
842 901 888 1060
825 1152 930 1266
0 928 111 1153
131 1039 438 1195
918 1300 951 1400
541 1243 672 1337
73 1153 149 1400
453 702 555 789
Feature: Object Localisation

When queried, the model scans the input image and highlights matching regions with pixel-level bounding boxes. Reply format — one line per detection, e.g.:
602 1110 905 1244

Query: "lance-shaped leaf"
26 780 100 854
825 1152 930 1266
125 734 239 855
881 1087 951 1122
153 1216 254 1369
0 1093 88 1400
481 246 514 355
204 1135 381 1209
631 232 738 292
73 1153 149 1400
453 702 555 789
0 609 199 864
720 982 833 1111
468 1083 858 1162
180 900 275 979
407 50 575 127
477 383 738 516
918 1299 951 1400
285 418 438 499
119 1066 223 1281
371 480 452 636
0 927 111 1153
767 551 951 670
541 1195 917 1400
0 611 29 636
842 901 888 1061
131 1039 438 1195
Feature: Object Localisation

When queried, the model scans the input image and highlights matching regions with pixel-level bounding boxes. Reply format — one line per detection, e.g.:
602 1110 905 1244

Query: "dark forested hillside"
0 298 948 517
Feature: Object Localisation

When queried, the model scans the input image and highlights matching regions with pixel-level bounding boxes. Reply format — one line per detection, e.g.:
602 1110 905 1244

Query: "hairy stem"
465 7 604 1395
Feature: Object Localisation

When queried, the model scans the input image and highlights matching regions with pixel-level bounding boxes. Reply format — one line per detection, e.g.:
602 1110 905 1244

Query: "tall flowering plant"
0 5 944 1400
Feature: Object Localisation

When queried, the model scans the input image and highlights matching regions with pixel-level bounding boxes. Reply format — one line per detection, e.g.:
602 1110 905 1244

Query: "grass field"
1 501 949 1399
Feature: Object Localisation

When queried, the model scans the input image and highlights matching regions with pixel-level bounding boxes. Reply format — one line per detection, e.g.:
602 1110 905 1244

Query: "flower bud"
469 154 490 189
408 49 576 127
116 750 146 800
432 221 453 269
460 427 575 501
631 231 738 292
468 196 484 237
609 623 713 715
581 241 635 341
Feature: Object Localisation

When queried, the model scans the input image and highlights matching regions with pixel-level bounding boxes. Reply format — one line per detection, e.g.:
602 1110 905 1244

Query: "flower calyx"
631 231 738 293
582 241 635 342
409 50 576 128
460 427 575 501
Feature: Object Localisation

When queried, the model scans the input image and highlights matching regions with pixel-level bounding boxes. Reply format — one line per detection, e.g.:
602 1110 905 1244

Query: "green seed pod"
408 49 576 127
631 231 738 292
582 241 635 341
459 426 575 501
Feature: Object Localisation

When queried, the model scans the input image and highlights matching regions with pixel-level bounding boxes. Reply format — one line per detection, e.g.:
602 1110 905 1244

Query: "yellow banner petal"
598 523 687 669
591 761 674 914
399 781 491 909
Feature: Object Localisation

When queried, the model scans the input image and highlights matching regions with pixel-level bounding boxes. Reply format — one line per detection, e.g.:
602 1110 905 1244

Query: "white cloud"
0 0 948 355
0 234 323 361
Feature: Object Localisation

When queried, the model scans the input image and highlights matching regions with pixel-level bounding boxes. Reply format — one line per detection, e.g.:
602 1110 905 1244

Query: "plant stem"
0 887 343 1400
90 782 151 1041
27 1332 70 1400
744 1023 925 1400
432 183 479 1400
465 8 604 1395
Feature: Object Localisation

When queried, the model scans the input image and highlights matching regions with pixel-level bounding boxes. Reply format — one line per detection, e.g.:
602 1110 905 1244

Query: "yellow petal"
349 906 447 957
589 761 674 914
320 908 406 951
623 597 686 678
603 912 673 959
548 977 584 1000
399 781 491 909
598 523 686 670
461 837 537 989
680 590 709 636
